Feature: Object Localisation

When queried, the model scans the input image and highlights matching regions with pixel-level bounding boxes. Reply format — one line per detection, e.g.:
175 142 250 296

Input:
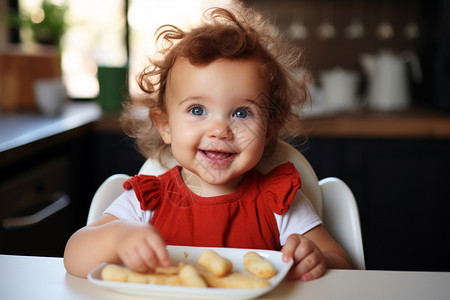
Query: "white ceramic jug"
33 78 67 116
320 68 359 111
360 50 421 111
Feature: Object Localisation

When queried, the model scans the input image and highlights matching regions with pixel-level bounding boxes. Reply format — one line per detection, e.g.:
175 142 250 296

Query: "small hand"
114 221 170 273
281 233 326 281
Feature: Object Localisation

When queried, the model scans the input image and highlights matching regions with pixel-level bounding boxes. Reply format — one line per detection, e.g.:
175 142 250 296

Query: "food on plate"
243 252 276 279
101 263 183 285
147 274 182 285
100 250 276 289
101 264 130 282
154 265 180 275
179 264 208 287
200 271 270 289
198 250 233 277
127 270 150 284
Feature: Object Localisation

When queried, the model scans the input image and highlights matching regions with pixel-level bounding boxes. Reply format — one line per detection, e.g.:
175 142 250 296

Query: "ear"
264 119 275 146
265 129 275 147
151 108 172 144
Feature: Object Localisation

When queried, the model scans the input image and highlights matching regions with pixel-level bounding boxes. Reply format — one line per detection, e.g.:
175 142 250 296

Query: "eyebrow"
177 96 206 106
178 96 259 106
244 98 257 104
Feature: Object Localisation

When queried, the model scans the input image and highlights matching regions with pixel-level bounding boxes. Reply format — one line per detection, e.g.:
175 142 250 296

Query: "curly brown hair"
121 2 311 165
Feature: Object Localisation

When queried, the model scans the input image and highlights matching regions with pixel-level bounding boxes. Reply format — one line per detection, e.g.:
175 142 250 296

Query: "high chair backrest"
319 177 366 270
86 174 130 225
87 139 364 269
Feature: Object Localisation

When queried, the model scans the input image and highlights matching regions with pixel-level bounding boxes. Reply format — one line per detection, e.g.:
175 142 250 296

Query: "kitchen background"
1 0 449 272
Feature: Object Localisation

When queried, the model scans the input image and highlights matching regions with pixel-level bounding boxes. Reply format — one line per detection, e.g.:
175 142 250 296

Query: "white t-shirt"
105 189 322 246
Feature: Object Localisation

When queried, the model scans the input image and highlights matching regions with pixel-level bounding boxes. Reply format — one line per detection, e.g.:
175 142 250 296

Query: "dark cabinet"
0 137 98 257
0 156 71 256
301 138 450 271
0 103 101 256
92 133 145 186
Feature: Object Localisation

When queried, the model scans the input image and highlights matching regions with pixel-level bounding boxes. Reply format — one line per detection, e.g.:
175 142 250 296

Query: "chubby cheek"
176 123 202 143
246 140 265 165
169 127 200 157
240 124 267 152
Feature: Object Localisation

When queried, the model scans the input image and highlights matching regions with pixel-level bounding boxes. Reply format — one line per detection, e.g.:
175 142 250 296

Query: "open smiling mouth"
199 150 236 165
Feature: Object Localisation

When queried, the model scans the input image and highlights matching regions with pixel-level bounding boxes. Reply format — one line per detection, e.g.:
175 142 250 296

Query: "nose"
206 119 234 140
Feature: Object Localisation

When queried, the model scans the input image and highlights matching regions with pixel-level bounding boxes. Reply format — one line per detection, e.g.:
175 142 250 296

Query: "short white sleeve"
104 190 152 223
274 190 322 246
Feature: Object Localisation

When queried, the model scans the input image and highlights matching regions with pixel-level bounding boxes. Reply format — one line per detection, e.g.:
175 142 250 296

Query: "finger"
284 235 313 266
145 231 170 267
287 248 322 281
299 260 326 281
136 243 158 271
281 234 300 262
286 257 317 280
154 244 170 267
293 238 314 262
122 247 148 273
285 244 316 280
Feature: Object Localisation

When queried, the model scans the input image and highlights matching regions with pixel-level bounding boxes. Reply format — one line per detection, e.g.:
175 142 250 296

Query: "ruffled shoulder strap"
123 175 161 210
260 162 301 215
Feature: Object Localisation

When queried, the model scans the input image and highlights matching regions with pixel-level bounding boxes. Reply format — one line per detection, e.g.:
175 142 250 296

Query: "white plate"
88 245 293 299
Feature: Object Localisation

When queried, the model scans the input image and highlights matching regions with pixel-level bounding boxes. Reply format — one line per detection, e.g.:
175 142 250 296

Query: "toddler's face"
158 57 270 194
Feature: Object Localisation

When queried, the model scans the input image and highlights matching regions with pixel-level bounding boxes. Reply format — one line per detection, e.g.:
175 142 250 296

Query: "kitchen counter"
93 107 450 139
304 109 450 139
0 102 102 168
0 101 102 152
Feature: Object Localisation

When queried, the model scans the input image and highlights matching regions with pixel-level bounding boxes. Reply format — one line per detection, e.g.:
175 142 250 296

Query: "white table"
1 254 449 300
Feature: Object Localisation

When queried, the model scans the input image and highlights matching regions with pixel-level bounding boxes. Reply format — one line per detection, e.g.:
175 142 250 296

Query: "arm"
281 224 352 281
63 214 170 278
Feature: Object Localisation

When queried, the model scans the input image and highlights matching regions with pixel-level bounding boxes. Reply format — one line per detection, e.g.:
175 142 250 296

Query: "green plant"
31 0 67 47
8 0 67 49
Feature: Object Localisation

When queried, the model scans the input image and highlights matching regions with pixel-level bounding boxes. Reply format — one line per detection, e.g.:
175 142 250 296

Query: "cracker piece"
101 264 130 282
198 250 233 277
243 252 276 279
179 264 208 288
128 271 149 283
154 265 181 275
202 272 270 289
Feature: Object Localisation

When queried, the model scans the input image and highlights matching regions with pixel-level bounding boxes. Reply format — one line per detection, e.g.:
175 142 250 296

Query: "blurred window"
18 0 230 99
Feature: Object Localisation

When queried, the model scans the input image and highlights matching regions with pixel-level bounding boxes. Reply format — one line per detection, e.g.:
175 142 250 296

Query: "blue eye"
233 108 251 118
189 105 206 116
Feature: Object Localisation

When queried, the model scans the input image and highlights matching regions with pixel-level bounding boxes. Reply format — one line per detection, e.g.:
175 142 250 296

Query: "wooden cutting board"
0 47 61 112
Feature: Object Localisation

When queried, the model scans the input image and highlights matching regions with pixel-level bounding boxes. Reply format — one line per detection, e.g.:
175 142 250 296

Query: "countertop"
0 102 102 168
0 102 102 153
304 108 450 138
96 107 450 139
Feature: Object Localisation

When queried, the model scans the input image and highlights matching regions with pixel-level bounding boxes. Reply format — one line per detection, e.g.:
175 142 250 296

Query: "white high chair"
87 139 365 270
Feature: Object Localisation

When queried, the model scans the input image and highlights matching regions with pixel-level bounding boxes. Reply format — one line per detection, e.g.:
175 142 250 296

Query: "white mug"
34 78 67 116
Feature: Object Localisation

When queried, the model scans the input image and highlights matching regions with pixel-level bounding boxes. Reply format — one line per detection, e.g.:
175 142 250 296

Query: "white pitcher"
320 68 359 111
360 50 421 111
